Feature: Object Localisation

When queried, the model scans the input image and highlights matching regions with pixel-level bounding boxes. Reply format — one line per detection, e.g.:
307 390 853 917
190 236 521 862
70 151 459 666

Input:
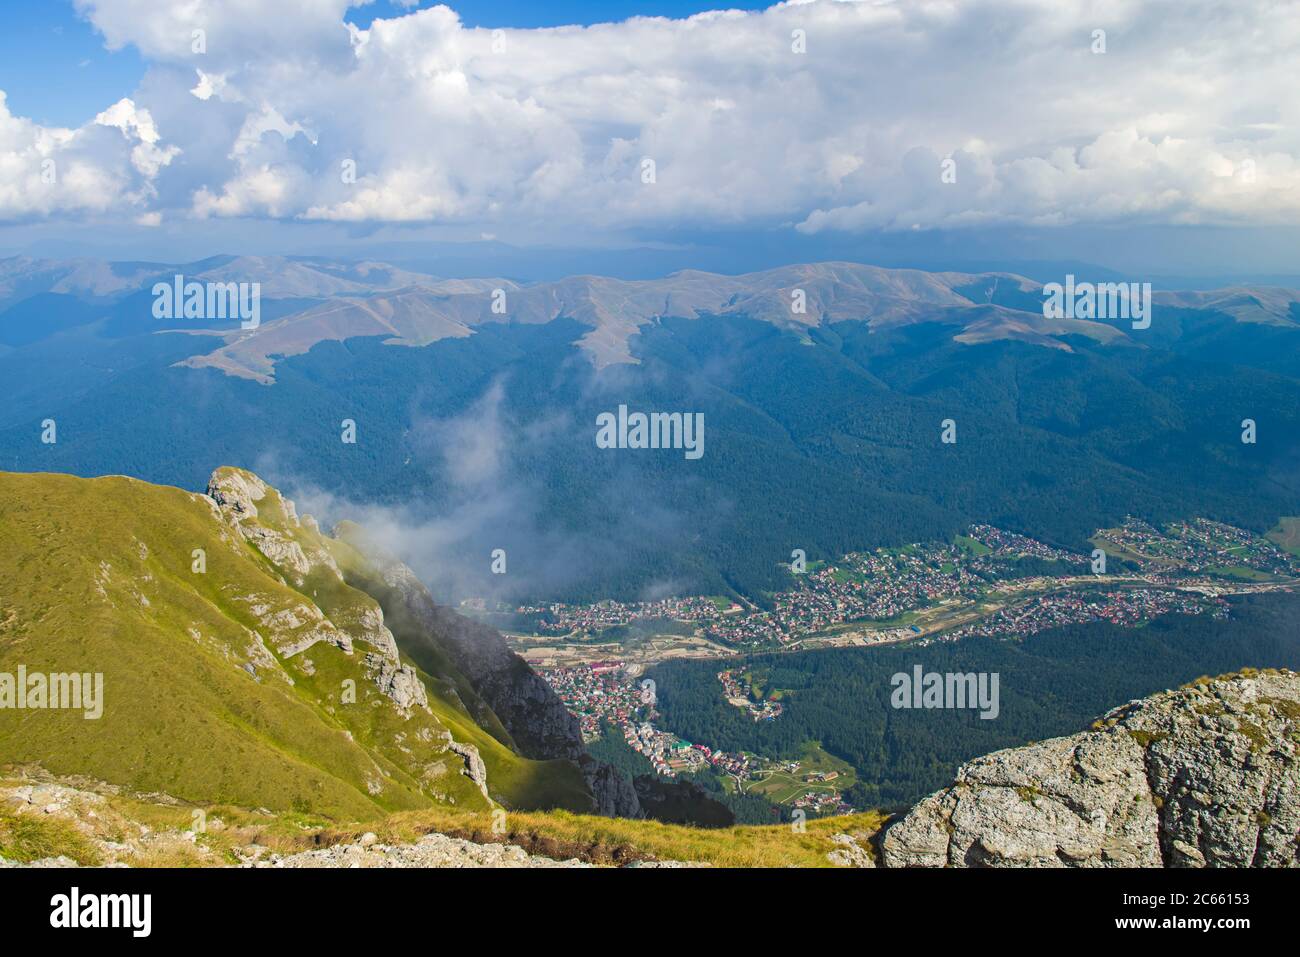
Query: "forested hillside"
2 266 1297 605
648 593 1300 807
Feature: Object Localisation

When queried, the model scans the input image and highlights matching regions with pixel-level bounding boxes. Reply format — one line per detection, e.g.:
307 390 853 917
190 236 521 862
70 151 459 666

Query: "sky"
0 1 773 127
0 0 1298 279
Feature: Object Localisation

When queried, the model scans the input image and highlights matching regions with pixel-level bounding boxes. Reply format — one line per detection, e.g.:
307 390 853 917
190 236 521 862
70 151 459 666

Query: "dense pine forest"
647 593 1300 808
3 305 1298 604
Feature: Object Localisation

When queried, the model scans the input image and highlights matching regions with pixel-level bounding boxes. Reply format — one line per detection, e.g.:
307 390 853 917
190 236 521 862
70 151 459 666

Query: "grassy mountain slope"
0 468 589 820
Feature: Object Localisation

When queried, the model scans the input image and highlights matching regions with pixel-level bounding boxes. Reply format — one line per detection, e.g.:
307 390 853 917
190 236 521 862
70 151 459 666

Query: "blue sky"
0 3 145 127
353 1 774 28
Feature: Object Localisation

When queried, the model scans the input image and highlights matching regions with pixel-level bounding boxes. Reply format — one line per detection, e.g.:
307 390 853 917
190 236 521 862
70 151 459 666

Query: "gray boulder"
881 670 1300 868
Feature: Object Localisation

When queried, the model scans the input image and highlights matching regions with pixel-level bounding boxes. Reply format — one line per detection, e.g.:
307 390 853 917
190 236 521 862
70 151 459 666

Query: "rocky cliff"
328 523 643 818
880 669 1300 868
207 468 639 817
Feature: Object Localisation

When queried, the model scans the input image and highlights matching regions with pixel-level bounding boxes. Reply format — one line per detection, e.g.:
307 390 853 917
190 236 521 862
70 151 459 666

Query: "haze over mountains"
180 261 1039 379
7 254 1299 377
10 255 1296 381
2 255 1298 604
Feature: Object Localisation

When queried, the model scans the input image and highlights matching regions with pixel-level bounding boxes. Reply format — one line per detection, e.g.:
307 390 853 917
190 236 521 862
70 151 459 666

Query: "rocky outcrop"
448 741 491 803
206 469 417 710
341 545 587 756
1131 672 1300 867
364 654 429 713
331 524 644 819
206 468 334 584
580 756 643 818
827 832 876 868
880 670 1300 868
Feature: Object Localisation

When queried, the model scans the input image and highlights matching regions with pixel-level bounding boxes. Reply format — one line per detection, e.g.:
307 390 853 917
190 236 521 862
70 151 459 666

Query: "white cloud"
0 91 172 219
189 69 228 101
4 0 1297 234
95 97 181 178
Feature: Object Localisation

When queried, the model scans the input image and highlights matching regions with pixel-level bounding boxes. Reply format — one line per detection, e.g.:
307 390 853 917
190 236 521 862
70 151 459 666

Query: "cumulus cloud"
2 0 1296 233
0 91 175 219
95 98 180 178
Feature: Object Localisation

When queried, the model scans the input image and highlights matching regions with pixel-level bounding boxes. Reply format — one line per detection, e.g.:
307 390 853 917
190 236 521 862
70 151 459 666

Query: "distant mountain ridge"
174 261 1134 382
0 254 449 306
4 255 1298 383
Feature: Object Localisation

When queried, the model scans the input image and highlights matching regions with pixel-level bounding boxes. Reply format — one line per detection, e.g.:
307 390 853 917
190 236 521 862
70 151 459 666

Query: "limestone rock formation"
448 740 491 803
207 468 411 699
880 670 1300 868
364 654 429 714
331 523 644 819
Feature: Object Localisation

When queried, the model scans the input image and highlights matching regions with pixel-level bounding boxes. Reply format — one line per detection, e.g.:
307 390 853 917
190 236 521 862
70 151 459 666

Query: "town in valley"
482 517 1300 816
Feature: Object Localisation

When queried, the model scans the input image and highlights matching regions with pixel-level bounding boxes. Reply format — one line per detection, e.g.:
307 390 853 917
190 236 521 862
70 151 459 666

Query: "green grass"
954 535 992 556
322 804 886 868
1209 565 1277 582
823 608 922 631
742 742 856 806
830 567 866 584
0 469 590 822
0 769 888 868
1088 531 1164 566
0 806 102 865
1268 517 1300 558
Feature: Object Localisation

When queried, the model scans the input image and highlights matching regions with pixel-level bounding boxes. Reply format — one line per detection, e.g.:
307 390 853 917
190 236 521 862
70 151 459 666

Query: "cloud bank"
1 0 1296 237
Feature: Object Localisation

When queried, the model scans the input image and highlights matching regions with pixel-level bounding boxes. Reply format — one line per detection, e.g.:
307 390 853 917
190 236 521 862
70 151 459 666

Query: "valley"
502 516 1297 666
1 256 1298 864
5 259 1300 608
507 516 1300 817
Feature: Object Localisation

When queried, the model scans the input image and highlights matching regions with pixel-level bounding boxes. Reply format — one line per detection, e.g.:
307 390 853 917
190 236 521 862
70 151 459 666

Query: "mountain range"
1 255 1298 604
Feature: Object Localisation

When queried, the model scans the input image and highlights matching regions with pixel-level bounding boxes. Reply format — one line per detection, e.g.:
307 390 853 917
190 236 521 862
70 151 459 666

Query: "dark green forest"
3 296 1298 604
647 593 1300 809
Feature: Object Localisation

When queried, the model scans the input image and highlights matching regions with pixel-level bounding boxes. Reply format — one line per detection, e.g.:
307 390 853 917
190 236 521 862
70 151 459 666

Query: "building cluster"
539 663 734 776
717 670 784 721
518 520 1289 655
517 595 730 636
1101 517 1300 577
623 722 710 775
792 790 848 814
522 518 1300 817
707 749 759 778
703 542 993 647
540 664 849 815
966 525 1088 563
540 663 777 780
541 661 641 741
936 588 1228 644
